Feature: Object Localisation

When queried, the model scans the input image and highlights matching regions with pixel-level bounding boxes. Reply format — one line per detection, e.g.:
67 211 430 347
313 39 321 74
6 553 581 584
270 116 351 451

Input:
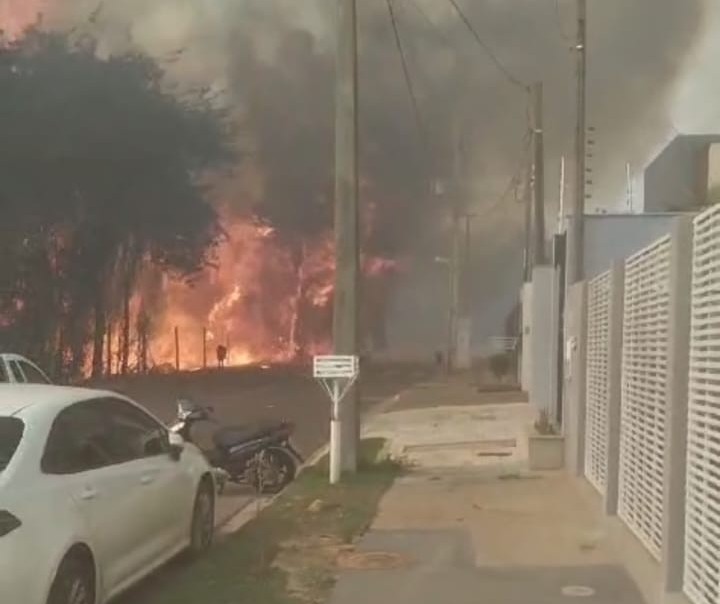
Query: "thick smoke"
40 0 706 354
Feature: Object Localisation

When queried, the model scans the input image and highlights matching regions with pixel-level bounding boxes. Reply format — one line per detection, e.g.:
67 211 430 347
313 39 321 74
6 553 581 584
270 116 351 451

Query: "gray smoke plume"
41 0 707 354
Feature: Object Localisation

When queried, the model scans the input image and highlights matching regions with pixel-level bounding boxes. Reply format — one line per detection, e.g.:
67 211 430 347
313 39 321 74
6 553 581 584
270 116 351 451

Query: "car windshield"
0 417 24 472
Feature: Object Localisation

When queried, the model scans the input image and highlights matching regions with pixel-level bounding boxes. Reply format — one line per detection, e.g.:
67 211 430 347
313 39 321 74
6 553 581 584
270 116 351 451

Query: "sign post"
313 355 359 484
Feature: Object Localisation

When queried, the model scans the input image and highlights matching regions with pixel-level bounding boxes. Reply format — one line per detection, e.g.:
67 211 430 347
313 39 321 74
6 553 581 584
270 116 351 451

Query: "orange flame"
138 212 398 372
0 0 45 39
143 215 331 370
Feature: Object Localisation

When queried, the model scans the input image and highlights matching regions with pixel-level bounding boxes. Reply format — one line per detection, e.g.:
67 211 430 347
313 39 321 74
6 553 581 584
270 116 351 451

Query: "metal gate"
585 270 612 494
684 206 720 604
618 235 671 560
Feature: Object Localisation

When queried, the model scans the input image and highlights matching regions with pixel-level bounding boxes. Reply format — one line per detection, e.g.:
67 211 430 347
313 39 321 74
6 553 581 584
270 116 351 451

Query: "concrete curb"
217 386 412 536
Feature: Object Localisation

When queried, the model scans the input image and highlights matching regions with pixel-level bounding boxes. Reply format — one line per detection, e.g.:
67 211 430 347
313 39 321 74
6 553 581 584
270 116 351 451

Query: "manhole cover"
337 551 412 570
561 585 596 597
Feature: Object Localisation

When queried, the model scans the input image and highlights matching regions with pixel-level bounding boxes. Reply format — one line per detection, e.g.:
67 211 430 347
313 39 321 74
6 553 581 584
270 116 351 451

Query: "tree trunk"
54 327 65 383
288 241 306 358
121 279 130 374
137 306 149 374
91 292 105 378
106 321 113 376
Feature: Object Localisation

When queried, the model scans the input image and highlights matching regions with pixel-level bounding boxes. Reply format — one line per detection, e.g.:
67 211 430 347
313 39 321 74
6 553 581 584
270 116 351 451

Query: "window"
0 418 24 472
8 362 24 383
101 398 169 462
42 402 115 474
42 398 169 475
0 362 8 383
18 361 49 384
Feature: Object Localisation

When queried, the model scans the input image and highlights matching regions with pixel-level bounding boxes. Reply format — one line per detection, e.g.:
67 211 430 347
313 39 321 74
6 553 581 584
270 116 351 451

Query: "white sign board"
313 355 359 379
489 336 518 353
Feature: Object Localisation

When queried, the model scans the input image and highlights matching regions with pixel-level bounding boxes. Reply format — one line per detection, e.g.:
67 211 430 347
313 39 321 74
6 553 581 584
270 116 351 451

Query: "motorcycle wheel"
251 448 296 494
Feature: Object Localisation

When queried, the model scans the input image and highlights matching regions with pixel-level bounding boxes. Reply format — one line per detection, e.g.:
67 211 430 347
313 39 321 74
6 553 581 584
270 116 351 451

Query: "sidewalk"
329 385 646 604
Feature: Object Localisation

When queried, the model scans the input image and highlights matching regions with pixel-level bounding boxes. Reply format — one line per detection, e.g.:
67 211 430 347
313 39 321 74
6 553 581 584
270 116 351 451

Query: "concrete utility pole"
566 0 587 284
523 161 533 282
333 0 359 474
532 81 546 266
447 125 465 372
463 214 474 289
456 213 475 370
558 156 566 234
449 211 461 371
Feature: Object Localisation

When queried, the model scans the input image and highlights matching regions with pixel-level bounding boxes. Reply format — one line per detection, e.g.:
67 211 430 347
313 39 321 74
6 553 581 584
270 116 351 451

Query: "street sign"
489 336 518 352
313 355 359 380
313 355 360 486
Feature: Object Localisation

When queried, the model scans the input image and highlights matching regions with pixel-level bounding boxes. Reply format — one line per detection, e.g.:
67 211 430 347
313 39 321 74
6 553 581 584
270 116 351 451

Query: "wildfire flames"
1 4 401 374
140 214 398 371
0 0 45 39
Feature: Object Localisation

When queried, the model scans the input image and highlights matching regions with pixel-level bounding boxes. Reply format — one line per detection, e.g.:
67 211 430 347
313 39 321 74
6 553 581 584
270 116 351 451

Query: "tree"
0 28 235 379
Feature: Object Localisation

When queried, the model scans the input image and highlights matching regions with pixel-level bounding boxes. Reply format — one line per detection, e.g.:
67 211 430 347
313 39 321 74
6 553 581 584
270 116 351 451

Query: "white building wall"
530 266 560 418
521 282 533 392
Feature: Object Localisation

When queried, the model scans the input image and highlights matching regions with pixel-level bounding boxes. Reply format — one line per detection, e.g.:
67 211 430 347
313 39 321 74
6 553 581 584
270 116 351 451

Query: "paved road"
90 361 434 525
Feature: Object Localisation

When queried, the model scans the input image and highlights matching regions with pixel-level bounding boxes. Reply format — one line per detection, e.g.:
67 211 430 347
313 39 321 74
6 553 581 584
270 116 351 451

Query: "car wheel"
47 554 95 604
189 479 215 556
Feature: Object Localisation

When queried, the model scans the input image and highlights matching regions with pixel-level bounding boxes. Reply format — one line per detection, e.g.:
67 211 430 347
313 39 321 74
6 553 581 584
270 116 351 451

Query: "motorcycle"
169 399 303 495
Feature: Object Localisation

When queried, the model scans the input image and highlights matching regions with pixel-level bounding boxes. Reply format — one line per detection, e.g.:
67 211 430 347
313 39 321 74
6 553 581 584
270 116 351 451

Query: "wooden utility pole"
332 0 360 475
567 0 587 284
532 81 546 266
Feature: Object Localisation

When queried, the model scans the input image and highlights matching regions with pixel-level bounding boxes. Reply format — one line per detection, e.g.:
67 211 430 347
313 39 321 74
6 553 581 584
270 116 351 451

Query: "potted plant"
528 410 564 470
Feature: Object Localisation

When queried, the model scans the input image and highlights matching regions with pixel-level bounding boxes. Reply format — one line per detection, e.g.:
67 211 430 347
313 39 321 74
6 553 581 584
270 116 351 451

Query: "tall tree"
0 28 235 379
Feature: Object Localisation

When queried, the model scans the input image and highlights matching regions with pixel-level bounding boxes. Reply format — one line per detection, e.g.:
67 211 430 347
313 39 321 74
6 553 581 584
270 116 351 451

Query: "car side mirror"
168 431 185 462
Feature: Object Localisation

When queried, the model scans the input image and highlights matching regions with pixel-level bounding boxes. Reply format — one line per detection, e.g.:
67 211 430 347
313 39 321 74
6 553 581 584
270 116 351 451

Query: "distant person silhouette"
216 344 227 368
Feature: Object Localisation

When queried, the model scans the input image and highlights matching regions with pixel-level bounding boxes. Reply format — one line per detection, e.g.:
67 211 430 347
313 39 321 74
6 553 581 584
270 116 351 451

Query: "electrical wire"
385 0 428 146
404 0 452 45
473 130 532 221
444 0 528 91
499 132 533 208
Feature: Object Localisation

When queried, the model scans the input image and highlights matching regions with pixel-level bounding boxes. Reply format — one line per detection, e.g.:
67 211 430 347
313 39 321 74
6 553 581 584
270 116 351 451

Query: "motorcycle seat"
213 421 285 450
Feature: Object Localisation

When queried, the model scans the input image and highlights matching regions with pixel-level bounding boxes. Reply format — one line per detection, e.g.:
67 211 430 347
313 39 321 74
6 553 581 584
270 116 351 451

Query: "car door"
41 400 146 595
101 398 193 559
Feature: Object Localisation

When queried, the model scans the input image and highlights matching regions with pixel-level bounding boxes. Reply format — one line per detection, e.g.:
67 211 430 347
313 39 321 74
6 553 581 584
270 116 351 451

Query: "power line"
404 0 452 45
475 131 532 220
385 0 428 145
444 0 528 90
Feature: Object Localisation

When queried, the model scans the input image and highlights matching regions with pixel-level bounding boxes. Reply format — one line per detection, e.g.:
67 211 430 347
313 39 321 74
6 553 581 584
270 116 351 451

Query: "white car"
0 385 216 604
0 353 52 384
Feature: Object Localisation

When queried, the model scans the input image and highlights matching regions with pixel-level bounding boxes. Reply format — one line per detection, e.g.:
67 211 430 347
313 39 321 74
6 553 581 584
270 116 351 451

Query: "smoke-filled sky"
39 0 710 207
9 0 718 352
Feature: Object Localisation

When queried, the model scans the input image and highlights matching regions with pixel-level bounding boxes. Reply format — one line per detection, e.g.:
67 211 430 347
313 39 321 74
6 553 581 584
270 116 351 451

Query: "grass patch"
123 438 401 604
